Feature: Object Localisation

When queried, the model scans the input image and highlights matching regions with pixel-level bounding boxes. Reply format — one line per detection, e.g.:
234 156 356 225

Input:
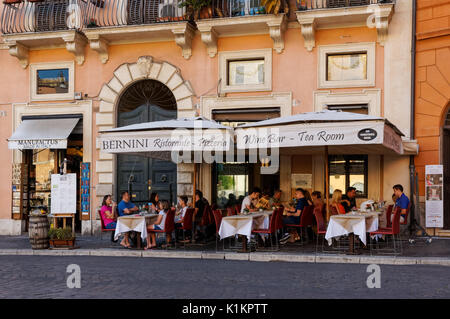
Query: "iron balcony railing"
85 0 187 28
208 0 266 19
297 0 393 10
1 0 93 34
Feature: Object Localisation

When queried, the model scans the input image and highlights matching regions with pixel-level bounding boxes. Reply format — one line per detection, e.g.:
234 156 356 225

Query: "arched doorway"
116 79 177 205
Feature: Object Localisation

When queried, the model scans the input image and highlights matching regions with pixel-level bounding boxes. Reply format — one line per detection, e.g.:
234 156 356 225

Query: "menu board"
425 165 444 228
51 173 77 214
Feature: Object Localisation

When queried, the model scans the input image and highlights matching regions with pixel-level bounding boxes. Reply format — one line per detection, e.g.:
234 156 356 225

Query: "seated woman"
146 200 171 249
149 192 160 213
312 191 324 208
331 189 347 215
100 195 117 229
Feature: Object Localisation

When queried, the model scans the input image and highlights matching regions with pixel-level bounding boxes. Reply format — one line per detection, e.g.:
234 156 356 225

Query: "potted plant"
261 0 288 14
87 18 98 28
178 0 212 21
3 0 22 4
49 227 76 248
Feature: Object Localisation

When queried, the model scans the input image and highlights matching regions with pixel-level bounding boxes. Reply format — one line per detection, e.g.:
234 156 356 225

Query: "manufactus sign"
8 139 67 150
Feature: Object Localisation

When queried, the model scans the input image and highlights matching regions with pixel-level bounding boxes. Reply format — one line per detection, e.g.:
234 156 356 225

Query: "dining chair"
370 206 403 255
99 209 116 242
212 209 225 252
178 208 195 249
148 207 176 250
284 205 315 245
252 211 279 252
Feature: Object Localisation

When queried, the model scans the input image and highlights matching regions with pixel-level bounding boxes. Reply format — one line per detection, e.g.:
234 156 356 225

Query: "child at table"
175 196 189 225
175 196 190 243
145 200 170 249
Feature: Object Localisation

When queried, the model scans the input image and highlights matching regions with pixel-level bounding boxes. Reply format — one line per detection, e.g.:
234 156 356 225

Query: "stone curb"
0 249 449 266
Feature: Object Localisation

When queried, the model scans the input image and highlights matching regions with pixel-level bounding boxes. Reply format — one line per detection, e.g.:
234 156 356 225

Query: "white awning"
235 110 405 155
99 117 233 157
8 118 80 150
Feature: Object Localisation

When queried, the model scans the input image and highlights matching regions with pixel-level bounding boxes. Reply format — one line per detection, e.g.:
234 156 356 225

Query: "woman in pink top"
100 195 117 230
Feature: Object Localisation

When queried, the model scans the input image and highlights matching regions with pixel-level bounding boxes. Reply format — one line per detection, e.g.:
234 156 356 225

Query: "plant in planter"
261 0 289 14
49 227 75 248
87 18 98 28
178 0 212 21
3 0 23 4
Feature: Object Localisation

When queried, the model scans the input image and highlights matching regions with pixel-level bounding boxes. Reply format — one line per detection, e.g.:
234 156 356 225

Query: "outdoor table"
325 211 380 254
219 210 273 253
114 213 158 248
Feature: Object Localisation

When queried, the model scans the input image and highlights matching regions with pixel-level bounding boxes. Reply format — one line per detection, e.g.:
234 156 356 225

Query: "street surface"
0 256 449 299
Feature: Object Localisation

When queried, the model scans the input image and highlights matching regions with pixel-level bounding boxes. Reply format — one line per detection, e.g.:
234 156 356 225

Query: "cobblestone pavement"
0 256 449 299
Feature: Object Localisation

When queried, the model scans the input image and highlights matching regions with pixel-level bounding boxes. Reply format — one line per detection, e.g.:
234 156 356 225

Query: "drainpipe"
409 0 417 234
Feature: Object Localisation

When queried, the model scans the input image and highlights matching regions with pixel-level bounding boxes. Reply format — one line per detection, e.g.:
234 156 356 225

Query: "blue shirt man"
117 191 138 216
393 184 409 223
395 193 410 210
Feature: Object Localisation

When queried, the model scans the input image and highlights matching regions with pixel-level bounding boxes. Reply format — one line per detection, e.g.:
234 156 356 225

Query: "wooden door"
117 104 177 205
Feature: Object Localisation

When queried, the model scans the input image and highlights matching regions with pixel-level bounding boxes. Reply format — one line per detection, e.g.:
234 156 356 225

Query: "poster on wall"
291 174 312 190
81 163 90 216
425 165 444 228
51 173 77 215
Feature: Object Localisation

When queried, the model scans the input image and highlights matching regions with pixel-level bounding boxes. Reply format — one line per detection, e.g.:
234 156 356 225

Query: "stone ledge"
316 255 360 264
224 253 250 261
1 249 449 267
202 252 225 260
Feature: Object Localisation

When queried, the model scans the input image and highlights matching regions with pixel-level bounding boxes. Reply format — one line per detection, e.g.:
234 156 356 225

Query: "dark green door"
117 103 177 205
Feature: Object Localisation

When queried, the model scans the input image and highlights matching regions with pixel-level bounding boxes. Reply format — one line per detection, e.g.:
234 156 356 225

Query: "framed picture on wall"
30 61 74 101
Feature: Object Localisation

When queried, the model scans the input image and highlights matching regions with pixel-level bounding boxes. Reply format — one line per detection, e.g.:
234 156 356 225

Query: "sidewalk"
1 235 450 266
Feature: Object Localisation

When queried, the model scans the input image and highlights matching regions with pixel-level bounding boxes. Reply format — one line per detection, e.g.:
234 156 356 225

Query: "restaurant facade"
0 0 419 236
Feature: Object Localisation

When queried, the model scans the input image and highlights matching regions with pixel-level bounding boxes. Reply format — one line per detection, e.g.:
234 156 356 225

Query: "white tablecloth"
219 211 272 240
325 212 379 246
114 215 148 241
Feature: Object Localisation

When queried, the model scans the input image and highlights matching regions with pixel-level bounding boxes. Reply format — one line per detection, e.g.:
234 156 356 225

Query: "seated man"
240 187 261 214
255 191 271 210
393 184 409 224
269 189 283 208
117 191 139 248
280 188 310 243
341 187 357 213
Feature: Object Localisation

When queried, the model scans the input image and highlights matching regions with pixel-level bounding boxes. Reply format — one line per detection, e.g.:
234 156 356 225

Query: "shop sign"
8 139 67 150
236 121 385 149
100 130 231 153
358 128 377 141
425 165 444 228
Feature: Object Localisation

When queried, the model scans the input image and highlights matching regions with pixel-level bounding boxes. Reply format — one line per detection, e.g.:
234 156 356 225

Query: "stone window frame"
313 89 381 117
218 49 272 94
318 42 376 89
30 61 75 101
